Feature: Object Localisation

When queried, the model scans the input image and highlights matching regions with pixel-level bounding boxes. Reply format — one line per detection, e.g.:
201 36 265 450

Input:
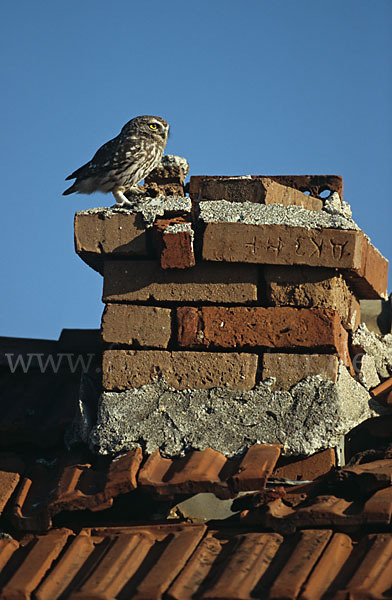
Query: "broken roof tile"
138 448 231 499
0 453 25 514
336 457 392 494
229 443 281 493
138 445 281 499
371 376 392 400
9 449 142 531
249 486 392 534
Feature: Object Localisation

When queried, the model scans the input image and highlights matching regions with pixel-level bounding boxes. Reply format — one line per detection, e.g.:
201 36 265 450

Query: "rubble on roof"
351 323 392 379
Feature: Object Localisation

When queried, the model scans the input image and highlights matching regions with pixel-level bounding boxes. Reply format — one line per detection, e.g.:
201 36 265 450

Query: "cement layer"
89 364 385 458
199 199 360 230
77 195 192 227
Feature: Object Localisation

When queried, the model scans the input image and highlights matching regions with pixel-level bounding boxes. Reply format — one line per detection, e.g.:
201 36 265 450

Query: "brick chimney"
73 158 390 461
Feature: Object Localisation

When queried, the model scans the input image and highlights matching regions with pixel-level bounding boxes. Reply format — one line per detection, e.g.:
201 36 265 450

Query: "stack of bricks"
74 160 389 460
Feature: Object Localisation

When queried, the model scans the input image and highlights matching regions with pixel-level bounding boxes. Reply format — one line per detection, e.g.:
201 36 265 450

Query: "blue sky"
1 0 391 340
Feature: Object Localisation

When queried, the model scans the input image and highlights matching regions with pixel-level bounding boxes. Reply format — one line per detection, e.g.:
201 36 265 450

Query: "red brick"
177 306 350 364
103 260 258 304
189 176 323 209
153 218 195 269
261 353 339 391
102 349 258 391
102 304 172 348
264 266 361 331
202 223 387 299
274 449 336 481
74 210 149 272
203 222 362 268
346 235 389 299
189 174 344 202
144 159 187 197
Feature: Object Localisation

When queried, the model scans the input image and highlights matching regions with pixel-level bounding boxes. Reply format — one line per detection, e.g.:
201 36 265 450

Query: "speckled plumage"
63 115 169 206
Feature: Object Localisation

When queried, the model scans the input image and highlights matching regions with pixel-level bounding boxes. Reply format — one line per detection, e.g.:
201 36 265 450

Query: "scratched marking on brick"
203 223 364 270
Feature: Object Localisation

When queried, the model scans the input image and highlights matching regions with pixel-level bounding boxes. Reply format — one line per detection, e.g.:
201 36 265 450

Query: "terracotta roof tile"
138 445 281 499
1 528 71 600
1 526 392 599
336 533 392 599
230 443 281 493
8 449 142 531
0 453 24 514
242 482 392 534
336 457 392 494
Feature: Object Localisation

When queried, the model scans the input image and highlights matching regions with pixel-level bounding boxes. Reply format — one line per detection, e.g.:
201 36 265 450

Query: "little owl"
63 115 169 206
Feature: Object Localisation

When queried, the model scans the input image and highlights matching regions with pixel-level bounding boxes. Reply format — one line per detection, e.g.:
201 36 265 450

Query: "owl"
63 115 169 206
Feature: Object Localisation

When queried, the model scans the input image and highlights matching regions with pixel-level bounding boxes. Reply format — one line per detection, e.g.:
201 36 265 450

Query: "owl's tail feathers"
62 182 77 195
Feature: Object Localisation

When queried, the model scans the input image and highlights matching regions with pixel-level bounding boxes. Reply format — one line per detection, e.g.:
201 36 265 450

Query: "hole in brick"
319 188 332 199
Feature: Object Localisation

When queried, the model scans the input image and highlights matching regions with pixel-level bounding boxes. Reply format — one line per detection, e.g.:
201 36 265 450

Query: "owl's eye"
149 123 158 130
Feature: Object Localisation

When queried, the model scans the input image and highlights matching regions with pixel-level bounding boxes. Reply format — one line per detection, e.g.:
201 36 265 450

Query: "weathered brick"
346 235 389 300
274 449 336 481
75 210 149 273
202 222 363 269
190 176 323 209
153 218 195 269
101 305 172 348
102 350 258 391
103 260 258 304
177 306 350 365
264 266 361 331
144 155 188 197
261 353 339 391
202 222 387 299
189 174 344 203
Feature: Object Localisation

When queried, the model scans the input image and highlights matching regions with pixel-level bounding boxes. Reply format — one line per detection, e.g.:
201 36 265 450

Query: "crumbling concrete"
126 195 192 226
352 323 392 379
89 363 386 458
77 195 192 228
199 199 360 230
356 355 381 390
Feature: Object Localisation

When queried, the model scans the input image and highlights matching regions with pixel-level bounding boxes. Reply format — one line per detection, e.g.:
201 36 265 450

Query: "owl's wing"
66 135 140 180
